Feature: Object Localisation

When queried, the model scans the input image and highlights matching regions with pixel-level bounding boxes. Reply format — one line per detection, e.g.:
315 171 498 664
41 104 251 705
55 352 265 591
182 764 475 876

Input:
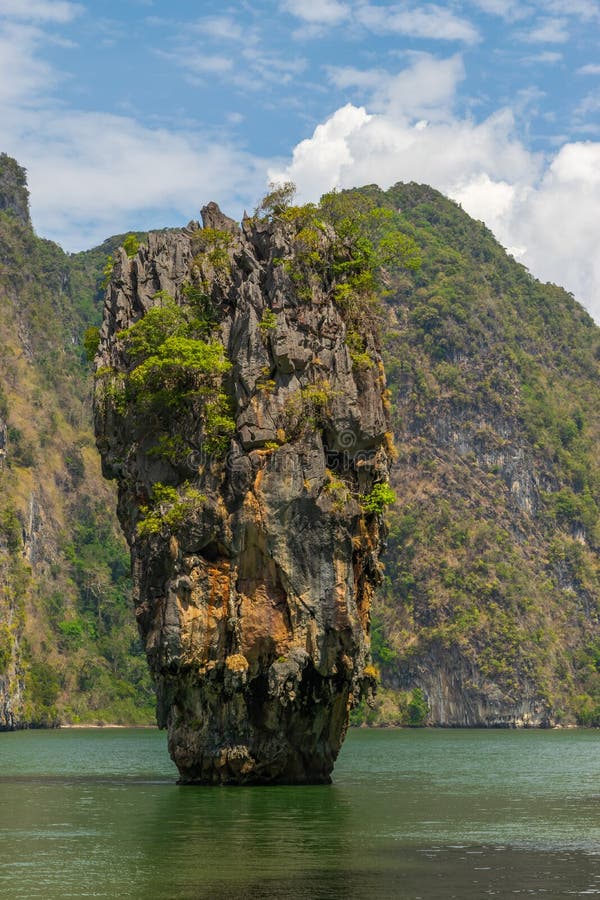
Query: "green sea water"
0 727 598 898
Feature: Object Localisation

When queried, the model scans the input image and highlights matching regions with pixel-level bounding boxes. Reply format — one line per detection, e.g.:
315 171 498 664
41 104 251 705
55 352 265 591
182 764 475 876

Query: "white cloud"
522 50 562 63
0 0 81 23
6 108 264 250
328 55 466 120
270 104 371 199
327 65 385 91
269 93 537 208
374 54 466 119
240 45 307 84
514 143 600 314
166 52 234 76
270 53 600 321
521 17 569 43
0 23 54 103
578 63 600 74
543 0 600 21
283 0 349 25
0 7 265 249
160 15 305 89
192 15 245 41
451 173 516 236
2 1 599 326
472 0 600 22
576 92 600 116
356 3 480 43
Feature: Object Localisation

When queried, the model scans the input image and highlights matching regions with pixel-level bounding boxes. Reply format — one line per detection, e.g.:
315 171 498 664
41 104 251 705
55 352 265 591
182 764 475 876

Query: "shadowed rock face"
95 203 391 784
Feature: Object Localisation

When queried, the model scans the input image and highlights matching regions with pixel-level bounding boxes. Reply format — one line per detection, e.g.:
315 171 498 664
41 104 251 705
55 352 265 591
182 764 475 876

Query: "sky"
0 1 599 321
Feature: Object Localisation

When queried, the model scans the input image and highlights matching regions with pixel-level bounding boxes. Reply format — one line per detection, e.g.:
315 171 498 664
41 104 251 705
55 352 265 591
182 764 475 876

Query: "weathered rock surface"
387 642 553 727
95 206 391 783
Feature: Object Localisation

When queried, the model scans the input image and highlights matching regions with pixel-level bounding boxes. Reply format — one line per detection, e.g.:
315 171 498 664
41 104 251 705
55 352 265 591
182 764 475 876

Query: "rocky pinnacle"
94 202 392 784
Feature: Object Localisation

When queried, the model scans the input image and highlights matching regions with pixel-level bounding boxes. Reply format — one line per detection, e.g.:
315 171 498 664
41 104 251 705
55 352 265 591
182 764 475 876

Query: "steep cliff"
94 198 393 783
0 155 154 728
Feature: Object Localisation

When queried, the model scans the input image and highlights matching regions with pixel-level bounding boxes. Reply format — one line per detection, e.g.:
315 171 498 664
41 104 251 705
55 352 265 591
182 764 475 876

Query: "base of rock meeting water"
161 664 357 785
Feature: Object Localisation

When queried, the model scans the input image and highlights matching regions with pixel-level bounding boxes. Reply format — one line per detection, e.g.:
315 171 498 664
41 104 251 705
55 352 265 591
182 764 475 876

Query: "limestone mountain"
0 155 598 734
0 154 154 727
356 182 600 727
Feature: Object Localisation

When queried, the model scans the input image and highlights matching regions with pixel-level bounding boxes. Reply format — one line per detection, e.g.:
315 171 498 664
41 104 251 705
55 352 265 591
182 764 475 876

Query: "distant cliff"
0 154 154 729
94 195 394 783
351 183 600 728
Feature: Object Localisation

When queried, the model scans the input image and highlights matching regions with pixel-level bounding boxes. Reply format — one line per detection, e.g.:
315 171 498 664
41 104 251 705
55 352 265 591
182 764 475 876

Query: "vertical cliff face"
95 203 392 783
0 154 155 729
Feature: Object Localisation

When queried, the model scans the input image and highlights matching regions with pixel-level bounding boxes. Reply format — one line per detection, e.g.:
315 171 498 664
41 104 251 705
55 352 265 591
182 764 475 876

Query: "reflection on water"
0 727 598 898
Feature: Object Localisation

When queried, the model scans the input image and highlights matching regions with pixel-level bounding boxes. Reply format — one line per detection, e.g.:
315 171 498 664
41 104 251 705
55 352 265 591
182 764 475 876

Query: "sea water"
0 727 598 898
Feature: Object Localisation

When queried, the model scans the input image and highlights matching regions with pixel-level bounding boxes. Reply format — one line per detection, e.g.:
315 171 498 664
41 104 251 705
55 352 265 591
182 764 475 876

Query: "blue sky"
0 0 599 319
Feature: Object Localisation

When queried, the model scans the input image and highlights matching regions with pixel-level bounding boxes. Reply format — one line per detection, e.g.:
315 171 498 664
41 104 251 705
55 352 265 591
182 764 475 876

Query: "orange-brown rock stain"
331 557 352 633
236 494 294 669
179 559 232 665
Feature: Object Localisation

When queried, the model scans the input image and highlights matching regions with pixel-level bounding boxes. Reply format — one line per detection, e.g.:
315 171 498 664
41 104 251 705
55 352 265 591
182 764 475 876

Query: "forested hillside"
0 154 154 726
1 155 598 729
353 183 600 726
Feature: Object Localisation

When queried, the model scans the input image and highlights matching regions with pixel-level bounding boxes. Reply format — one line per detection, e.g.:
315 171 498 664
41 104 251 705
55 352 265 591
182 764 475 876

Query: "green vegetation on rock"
137 483 205 537
106 300 235 463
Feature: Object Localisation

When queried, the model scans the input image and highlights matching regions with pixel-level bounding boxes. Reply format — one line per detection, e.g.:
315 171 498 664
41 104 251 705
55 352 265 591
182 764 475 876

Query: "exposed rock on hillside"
95 202 392 783
0 155 155 730
353 182 600 729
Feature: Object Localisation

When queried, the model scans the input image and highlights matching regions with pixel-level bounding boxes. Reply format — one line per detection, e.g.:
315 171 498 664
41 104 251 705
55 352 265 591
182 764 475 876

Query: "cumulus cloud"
451 173 517 240
270 56 537 196
328 54 466 120
270 103 537 206
515 144 600 313
2 2 599 326
270 54 600 321
375 54 466 119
